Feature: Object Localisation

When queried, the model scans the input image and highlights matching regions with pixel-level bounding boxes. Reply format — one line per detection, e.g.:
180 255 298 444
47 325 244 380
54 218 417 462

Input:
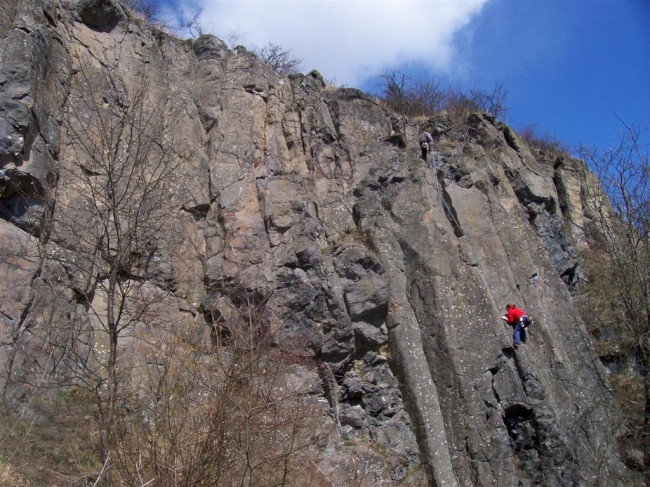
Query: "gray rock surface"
0 0 630 484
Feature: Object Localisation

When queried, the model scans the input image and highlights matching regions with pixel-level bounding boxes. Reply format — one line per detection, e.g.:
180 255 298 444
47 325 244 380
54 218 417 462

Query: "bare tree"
379 70 413 117
122 0 160 22
183 12 206 39
42 61 183 484
377 70 507 121
468 81 508 120
579 121 650 482
519 124 569 155
225 31 245 49
255 42 303 76
104 286 328 486
411 78 446 116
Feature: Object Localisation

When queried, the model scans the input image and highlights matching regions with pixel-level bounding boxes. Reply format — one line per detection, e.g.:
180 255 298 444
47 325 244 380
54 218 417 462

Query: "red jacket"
506 307 526 325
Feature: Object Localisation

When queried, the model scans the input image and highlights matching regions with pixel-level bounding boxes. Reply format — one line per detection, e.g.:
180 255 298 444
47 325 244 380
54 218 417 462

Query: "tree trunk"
641 345 650 487
101 276 119 487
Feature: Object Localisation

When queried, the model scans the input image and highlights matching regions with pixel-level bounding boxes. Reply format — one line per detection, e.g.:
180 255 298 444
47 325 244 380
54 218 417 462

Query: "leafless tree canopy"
42 61 185 482
579 122 650 482
184 12 206 38
519 124 570 154
13 59 333 486
378 70 508 120
255 42 303 76
122 0 160 22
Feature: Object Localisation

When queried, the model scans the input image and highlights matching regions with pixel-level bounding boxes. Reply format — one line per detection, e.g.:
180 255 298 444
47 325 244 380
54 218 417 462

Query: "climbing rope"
428 151 501 306
425 150 535 346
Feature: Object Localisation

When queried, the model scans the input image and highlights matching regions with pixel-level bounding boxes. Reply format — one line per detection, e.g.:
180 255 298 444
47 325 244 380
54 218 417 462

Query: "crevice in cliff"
502 125 521 152
41 7 56 28
462 435 483 486
1 246 45 397
497 348 582 483
180 202 211 221
437 175 464 238
552 158 573 223
323 96 357 182
318 362 340 426
486 363 545 481
1 2 19 36
2 294 35 397
500 159 584 290
297 111 309 169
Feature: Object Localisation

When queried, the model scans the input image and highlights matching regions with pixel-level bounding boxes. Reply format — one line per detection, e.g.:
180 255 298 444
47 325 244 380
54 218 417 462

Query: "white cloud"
179 0 490 86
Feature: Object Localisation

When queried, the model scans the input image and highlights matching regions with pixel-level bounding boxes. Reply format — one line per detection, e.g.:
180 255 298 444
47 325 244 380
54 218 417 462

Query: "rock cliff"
0 0 631 485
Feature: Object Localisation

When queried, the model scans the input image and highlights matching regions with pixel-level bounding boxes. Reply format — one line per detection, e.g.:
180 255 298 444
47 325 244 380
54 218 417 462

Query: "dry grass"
518 124 569 157
0 460 31 487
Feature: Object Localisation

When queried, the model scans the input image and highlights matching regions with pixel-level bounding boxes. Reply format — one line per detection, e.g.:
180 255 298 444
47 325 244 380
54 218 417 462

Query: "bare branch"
579 121 650 481
254 42 303 76
122 0 160 22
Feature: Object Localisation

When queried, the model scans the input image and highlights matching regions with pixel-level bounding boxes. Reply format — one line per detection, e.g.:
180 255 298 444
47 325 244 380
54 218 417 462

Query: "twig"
92 457 110 487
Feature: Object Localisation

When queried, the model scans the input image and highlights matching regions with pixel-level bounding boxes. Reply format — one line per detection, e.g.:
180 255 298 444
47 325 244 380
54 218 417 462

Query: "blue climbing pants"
513 318 527 346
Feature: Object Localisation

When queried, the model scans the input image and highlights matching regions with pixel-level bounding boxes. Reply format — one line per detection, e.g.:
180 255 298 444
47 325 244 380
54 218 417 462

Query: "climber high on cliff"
419 129 434 162
501 303 531 349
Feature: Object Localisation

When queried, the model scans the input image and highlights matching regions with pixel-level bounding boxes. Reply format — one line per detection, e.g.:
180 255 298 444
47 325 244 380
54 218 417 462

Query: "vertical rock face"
0 0 629 484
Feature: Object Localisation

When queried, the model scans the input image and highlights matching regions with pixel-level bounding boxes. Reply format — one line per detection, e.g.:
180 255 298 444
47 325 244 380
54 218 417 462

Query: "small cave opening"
201 304 232 350
503 404 540 472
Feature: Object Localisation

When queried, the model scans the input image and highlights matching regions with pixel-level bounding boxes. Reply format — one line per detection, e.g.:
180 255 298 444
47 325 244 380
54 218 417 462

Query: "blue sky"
159 0 649 153
455 0 650 152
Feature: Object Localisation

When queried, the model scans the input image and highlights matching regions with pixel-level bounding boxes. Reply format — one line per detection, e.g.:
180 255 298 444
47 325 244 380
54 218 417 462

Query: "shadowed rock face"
0 0 629 484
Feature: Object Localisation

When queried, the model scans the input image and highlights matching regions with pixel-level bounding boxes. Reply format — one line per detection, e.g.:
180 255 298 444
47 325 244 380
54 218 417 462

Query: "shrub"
255 42 303 76
519 124 569 154
376 70 508 121
123 0 160 22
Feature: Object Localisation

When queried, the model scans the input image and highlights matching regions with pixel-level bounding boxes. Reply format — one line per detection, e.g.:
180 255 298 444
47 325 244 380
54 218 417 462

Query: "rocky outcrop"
0 0 630 484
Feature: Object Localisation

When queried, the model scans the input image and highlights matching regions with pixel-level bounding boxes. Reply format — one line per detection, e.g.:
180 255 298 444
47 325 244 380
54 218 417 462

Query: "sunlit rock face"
0 0 628 484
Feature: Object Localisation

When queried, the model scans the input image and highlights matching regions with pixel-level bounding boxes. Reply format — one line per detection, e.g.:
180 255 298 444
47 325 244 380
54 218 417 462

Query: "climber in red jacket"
501 303 530 349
